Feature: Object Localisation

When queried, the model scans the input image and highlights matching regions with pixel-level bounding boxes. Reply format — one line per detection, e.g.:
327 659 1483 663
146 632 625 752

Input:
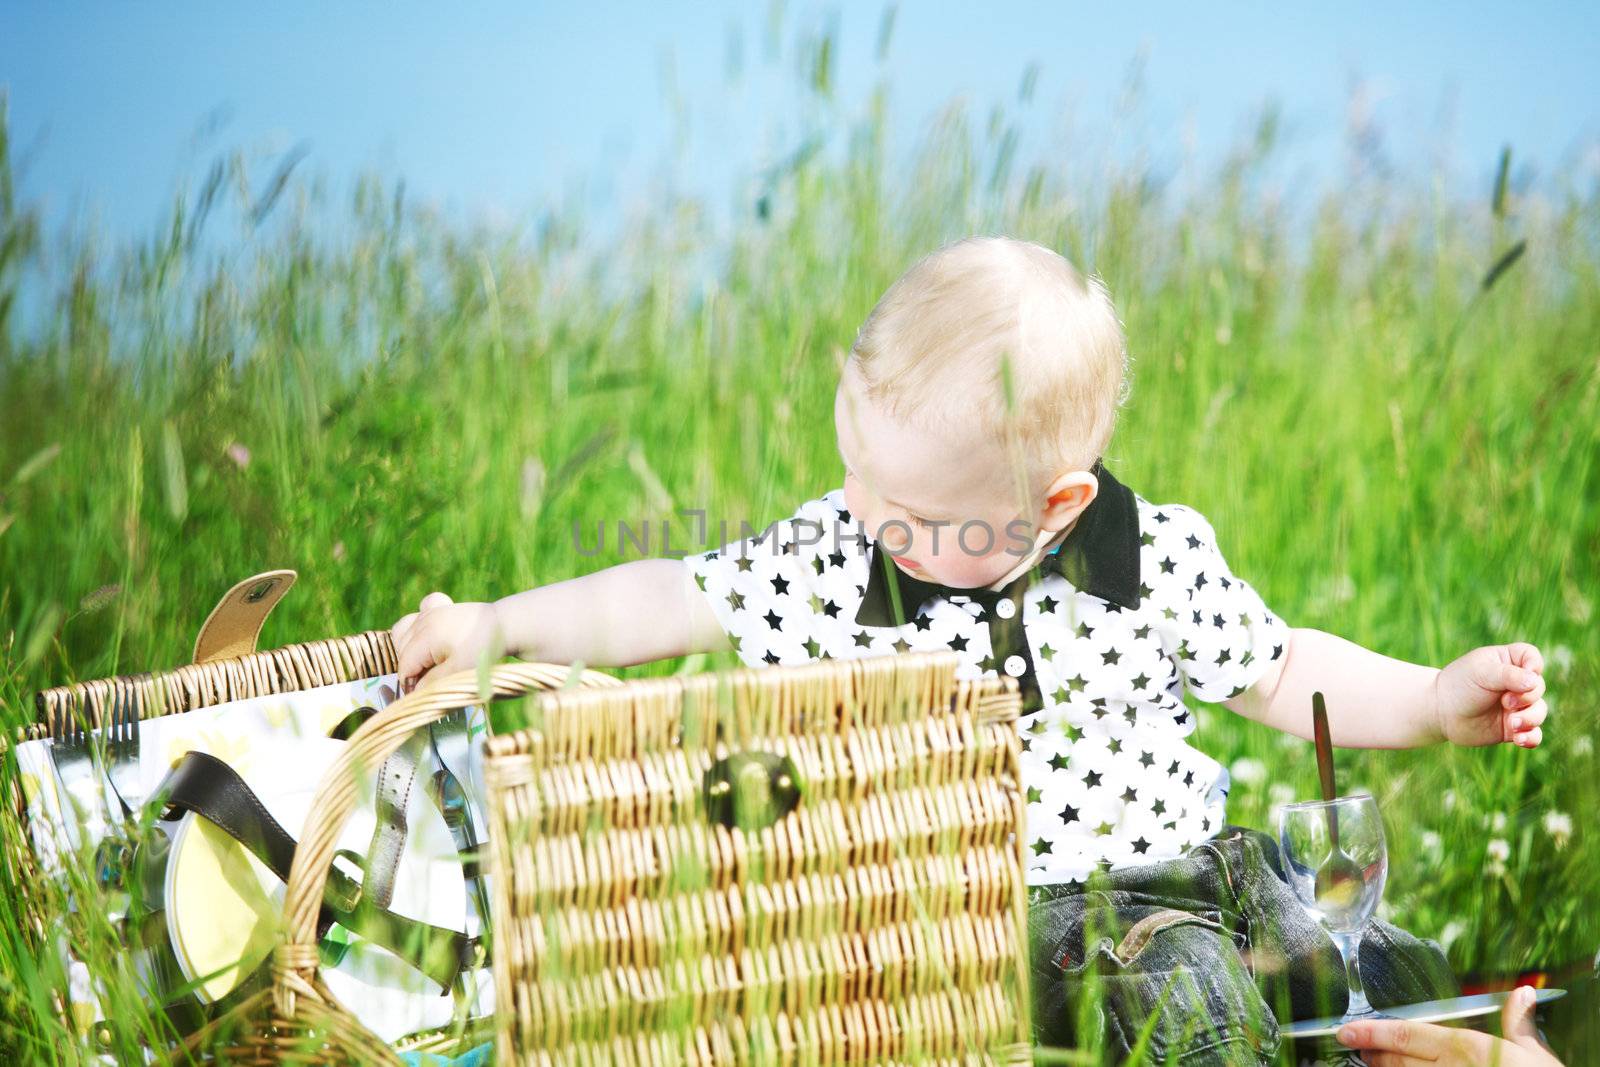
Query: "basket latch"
702 750 803 831
191 569 298 664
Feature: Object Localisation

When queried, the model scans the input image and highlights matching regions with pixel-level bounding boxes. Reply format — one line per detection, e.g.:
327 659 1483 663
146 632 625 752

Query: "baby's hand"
391 592 507 694
1432 642 1547 748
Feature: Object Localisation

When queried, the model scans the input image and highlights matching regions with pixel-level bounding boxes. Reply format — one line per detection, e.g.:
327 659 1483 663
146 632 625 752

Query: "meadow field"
0 51 1596 1063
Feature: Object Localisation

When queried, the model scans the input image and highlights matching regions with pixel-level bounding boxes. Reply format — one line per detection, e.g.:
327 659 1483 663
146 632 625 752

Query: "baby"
392 236 1549 1061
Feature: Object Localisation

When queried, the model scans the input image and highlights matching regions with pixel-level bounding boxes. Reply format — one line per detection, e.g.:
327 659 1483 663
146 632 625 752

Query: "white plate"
165 735 469 1042
1282 987 1567 1039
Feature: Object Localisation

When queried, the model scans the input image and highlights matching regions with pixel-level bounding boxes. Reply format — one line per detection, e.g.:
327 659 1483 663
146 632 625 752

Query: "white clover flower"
1442 790 1458 812
1543 811 1572 849
1565 586 1593 625
1269 783 1297 808
1488 812 1507 833
1230 757 1267 786
1548 644 1573 680
1486 838 1511 876
1573 735 1593 758
1420 830 1442 855
1310 574 1357 614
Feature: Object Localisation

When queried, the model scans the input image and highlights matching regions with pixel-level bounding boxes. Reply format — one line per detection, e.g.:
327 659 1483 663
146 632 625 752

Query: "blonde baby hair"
848 235 1130 490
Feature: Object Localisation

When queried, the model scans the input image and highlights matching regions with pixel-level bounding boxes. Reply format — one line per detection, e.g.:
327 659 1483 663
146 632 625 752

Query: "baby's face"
834 361 1046 589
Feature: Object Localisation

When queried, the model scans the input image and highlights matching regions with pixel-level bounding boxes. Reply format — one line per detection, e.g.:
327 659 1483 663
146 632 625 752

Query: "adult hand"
1335 986 1562 1065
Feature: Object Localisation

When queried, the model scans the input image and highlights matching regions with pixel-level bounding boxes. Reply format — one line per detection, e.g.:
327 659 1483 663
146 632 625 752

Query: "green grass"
1 37 1597 1064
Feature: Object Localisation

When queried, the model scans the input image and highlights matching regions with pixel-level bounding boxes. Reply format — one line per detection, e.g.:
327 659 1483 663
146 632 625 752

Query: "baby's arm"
392 558 731 691
1153 504 1545 751
1225 628 1547 750
1224 628 1443 747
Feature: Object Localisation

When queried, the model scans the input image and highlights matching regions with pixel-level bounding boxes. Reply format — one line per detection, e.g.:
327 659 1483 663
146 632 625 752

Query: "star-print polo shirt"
685 463 1290 887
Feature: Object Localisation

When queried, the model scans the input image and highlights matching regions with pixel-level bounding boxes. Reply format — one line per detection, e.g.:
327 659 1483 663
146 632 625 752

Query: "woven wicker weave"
483 651 1032 1066
29 629 402 741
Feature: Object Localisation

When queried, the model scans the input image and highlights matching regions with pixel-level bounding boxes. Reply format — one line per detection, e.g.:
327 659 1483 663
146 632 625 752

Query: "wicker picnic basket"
248 649 1034 1066
18 573 1036 1064
13 570 616 1062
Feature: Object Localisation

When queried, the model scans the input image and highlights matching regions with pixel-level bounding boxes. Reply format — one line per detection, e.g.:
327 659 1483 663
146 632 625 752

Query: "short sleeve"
683 495 839 669
1153 505 1290 703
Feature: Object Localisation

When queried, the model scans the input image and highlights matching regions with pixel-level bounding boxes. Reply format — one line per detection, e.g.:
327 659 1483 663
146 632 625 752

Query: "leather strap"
157 751 476 990
363 732 426 911
426 713 491 936
191 570 297 664
330 705 428 913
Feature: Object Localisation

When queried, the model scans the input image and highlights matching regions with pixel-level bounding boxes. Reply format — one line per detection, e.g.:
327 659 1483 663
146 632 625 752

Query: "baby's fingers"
1507 698 1548 731
1507 641 1545 676
1502 669 1546 709
391 610 420 648
1494 661 1542 699
1506 698 1548 747
396 624 445 694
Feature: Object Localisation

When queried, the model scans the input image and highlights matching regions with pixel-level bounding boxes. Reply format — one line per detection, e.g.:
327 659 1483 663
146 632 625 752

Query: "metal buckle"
326 849 367 913
243 578 277 603
703 750 804 830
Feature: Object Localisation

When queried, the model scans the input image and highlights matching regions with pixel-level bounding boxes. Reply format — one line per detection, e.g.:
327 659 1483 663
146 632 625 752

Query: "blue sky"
2 2 1597 244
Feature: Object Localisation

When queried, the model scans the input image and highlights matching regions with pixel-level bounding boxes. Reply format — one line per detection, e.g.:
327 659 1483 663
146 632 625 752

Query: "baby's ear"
1040 470 1099 529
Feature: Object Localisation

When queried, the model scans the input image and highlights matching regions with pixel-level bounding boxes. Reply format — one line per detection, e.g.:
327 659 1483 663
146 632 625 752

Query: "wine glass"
1278 792 1389 1021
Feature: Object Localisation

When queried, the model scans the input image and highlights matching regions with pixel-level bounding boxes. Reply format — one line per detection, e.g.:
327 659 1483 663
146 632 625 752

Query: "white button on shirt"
685 464 1289 887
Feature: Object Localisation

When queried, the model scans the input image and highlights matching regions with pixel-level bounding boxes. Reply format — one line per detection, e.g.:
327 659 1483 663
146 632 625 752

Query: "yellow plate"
165 735 468 1040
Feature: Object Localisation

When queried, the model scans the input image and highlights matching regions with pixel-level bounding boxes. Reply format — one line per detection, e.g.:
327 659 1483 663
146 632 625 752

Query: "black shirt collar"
854 460 1142 627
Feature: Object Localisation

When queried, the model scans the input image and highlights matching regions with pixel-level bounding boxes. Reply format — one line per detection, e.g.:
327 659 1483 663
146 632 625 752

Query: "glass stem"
1331 930 1372 1017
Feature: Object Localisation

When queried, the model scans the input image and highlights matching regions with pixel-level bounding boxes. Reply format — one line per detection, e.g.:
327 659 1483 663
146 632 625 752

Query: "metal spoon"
1312 691 1364 905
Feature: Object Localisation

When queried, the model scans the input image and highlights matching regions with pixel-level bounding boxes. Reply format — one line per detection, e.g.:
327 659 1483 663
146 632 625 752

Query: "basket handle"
270 657 619 1021
192 570 298 664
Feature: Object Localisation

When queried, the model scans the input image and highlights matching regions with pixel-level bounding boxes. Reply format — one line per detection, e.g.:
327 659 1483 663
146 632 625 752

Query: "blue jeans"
1027 825 1458 1065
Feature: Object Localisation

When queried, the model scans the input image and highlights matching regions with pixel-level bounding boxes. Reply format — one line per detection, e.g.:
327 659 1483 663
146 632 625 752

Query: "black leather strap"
157 750 477 991
160 751 297 875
